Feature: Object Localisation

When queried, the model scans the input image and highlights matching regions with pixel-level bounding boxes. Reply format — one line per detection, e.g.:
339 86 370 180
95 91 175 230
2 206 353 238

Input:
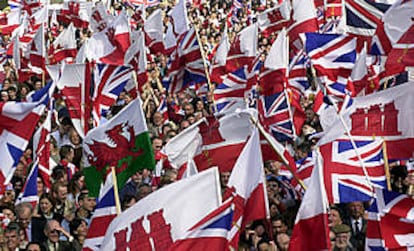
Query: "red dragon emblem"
87 122 143 174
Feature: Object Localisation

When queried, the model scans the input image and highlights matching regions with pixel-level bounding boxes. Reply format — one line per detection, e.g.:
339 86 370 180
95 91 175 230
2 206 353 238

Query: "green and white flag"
83 98 155 197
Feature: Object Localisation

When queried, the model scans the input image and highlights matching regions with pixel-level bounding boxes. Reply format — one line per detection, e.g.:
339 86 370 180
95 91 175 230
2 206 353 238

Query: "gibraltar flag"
289 149 331 251
318 81 414 161
100 168 222 250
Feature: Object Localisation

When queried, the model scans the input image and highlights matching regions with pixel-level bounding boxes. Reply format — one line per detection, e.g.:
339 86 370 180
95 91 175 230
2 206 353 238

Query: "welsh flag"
83 98 155 197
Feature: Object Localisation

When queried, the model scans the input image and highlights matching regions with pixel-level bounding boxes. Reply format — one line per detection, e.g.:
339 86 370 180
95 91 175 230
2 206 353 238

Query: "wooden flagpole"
381 137 392 191
111 166 122 215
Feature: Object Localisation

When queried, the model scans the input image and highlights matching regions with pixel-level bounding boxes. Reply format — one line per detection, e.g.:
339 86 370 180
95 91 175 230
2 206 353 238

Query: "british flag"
258 91 295 142
92 63 133 126
366 188 414 250
320 137 387 204
213 67 247 114
288 51 311 96
303 33 357 99
15 160 38 208
291 152 314 193
344 0 390 38
168 27 207 94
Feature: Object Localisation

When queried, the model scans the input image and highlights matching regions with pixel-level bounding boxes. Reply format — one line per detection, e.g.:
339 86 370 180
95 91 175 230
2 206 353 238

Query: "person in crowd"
121 195 137 211
5 222 25 251
343 201 367 251
50 117 72 148
276 233 290 251
42 220 74 251
51 182 74 222
26 241 46 251
331 224 354 251
16 202 34 243
69 218 88 251
67 172 85 206
32 194 62 243
329 206 344 228
74 193 96 225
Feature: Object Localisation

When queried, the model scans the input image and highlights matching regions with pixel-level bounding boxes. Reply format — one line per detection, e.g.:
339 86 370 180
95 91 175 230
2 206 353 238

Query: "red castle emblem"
350 102 401 136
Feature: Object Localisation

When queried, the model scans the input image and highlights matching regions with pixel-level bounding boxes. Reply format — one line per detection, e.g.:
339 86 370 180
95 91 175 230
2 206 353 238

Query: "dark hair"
5 221 20 233
59 145 74 159
26 241 47 251
69 218 87 237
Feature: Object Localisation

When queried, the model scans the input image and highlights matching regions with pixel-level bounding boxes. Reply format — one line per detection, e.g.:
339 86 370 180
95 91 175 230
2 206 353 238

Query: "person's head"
276 233 290 251
152 137 163 152
182 102 194 116
26 241 46 251
266 176 281 194
14 161 26 179
264 160 282 175
59 145 75 162
347 201 364 219
39 193 54 215
152 112 164 126
2 205 16 222
69 171 85 194
78 193 96 213
69 218 88 239
219 171 231 188
5 222 20 250
51 166 68 183
52 181 68 203
1 90 9 101
121 194 137 211
179 119 190 131
69 128 81 146
7 86 17 99
136 183 152 201
329 206 343 227
36 176 45 196
16 202 33 229
332 224 352 250
159 168 178 187
272 216 288 235
44 220 61 243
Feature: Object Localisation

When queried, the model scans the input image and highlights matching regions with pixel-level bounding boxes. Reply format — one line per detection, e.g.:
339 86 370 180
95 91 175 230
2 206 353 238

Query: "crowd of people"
0 0 413 250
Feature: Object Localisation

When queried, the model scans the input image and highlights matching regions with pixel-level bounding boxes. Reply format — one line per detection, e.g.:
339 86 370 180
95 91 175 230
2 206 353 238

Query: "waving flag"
344 0 390 37
319 137 387 203
29 23 45 70
257 0 291 37
168 27 206 94
303 33 357 98
83 172 118 251
0 82 55 185
291 152 314 192
48 63 91 138
170 199 234 250
214 67 248 114
83 98 155 197
143 9 164 54
32 109 53 190
225 128 269 249
288 0 318 52
226 24 257 73
15 160 38 208
366 188 414 250
100 168 221 251
210 28 230 84
124 30 147 93
386 22 414 70
164 0 189 52
50 23 77 64
58 0 91 28
92 63 133 126
289 148 331 251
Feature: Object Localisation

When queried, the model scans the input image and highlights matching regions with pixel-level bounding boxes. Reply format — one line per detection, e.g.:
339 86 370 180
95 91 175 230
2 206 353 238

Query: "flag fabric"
257 0 291 37
168 27 207 94
385 22 414 69
163 110 253 174
303 33 357 99
100 167 222 251
291 152 314 193
91 63 133 126
210 28 230 84
89 2 112 33
164 0 190 52
124 30 147 92
225 128 269 249
288 0 318 52
0 82 55 185
83 97 155 198
48 63 91 138
366 188 414 250
213 67 248 114
370 0 414 56
288 51 311 96
319 137 387 204
50 23 77 64
83 172 118 251
169 199 234 251
143 9 164 54
58 0 91 29
29 24 45 70
226 24 257 73
289 148 331 251
32 109 53 190
318 81 414 160
344 0 390 38
15 160 38 208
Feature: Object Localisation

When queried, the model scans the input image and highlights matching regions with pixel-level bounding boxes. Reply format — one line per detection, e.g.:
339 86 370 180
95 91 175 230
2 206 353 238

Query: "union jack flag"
15 160 38 208
366 188 414 250
320 137 387 204
344 0 390 38
303 33 357 99
92 63 133 126
288 51 311 96
168 27 206 94
258 91 294 142
213 67 247 114
291 152 314 193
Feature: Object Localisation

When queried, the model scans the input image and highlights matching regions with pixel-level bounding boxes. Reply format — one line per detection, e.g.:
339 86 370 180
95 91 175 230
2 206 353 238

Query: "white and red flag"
226 24 257 73
124 30 147 92
257 0 291 37
143 9 164 54
100 167 222 251
224 128 270 249
164 0 189 53
47 63 91 138
210 27 230 84
50 23 77 64
289 148 331 251
288 0 318 52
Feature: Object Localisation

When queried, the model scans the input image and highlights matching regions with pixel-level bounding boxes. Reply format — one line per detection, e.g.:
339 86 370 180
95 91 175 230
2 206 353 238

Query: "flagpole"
250 116 307 191
111 166 122 215
381 137 392 191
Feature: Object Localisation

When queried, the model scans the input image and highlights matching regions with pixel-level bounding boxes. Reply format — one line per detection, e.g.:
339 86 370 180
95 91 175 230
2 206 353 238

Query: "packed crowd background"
0 0 413 251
